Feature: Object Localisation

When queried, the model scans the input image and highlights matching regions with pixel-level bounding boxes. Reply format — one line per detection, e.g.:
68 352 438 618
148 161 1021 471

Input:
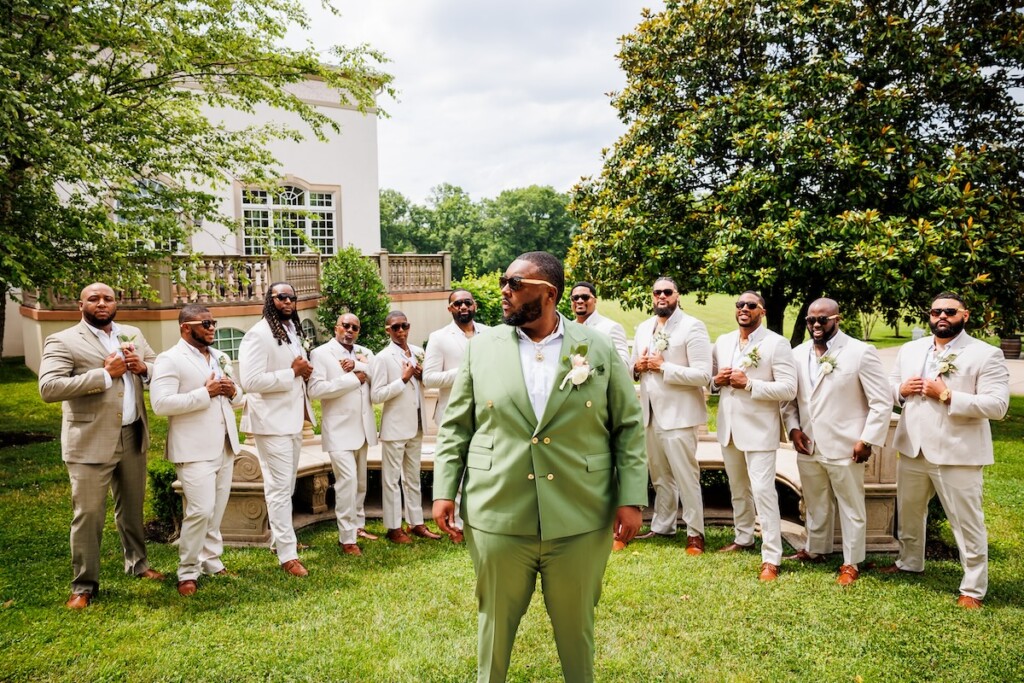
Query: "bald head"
809 298 839 316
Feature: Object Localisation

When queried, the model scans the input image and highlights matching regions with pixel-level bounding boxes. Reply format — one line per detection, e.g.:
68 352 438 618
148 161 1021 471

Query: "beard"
83 309 116 327
455 310 475 325
930 317 966 339
503 297 543 327
654 302 677 318
189 327 212 348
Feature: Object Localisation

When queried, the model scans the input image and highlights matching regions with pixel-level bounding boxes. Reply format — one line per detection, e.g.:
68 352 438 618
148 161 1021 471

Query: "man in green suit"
433 251 648 683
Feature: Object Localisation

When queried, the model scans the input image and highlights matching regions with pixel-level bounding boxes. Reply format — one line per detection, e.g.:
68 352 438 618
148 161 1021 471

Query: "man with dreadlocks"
239 282 316 577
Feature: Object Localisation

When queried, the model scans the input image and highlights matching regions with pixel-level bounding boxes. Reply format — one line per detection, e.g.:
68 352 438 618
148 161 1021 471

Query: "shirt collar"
514 316 565 346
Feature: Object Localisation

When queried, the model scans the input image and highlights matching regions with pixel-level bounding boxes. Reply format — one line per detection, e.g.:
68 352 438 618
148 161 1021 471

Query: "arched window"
212 327 246 361
300 318 319 344
241 184 337 256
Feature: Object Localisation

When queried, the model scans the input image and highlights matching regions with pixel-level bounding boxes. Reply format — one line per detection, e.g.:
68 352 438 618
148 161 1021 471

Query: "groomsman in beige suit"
370 311 442 543
782 298 890 586
632 277 713 555
308 313 378 555
881 292 1009 609
423 289 488 542
238 282 316 577
712 291 797 581
151 304 243 596
571 282 630 368
39 282 165 609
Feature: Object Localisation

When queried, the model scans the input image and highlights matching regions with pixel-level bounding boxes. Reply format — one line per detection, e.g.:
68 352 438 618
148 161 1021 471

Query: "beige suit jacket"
38 321 155 463
889 334 1009 465
783 331 891 461
713 326 797 452
370 342 427 441
583 312 630 368
308 340 378 452
422 321 488 426
632 308 712 430
150 340 244 463
238 318 315 435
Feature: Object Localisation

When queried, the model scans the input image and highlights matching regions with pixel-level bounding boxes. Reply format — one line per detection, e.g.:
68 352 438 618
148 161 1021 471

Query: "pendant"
535 350 544 362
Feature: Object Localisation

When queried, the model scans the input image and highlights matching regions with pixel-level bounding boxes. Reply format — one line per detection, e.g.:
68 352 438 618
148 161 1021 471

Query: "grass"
1 360 1023 681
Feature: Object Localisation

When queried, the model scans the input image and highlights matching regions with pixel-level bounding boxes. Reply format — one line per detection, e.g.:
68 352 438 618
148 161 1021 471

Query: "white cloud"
294 0 657 203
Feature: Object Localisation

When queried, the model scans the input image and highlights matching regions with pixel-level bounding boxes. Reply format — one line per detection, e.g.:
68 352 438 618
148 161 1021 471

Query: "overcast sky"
295 1 657 204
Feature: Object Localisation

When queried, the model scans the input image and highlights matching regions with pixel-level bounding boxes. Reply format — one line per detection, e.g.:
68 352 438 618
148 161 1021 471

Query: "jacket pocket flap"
470 433 494 450
467 453 492 470
585 452 612 472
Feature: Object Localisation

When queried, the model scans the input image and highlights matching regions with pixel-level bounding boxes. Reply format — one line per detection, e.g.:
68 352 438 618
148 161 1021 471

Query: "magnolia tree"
569 0 1024 343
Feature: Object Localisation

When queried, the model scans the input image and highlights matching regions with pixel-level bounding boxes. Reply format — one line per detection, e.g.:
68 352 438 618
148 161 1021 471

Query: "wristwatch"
939 388 951 403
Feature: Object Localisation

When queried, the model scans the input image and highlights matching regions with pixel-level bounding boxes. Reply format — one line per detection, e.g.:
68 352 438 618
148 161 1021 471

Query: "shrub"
147 457 182 535
318 245 392 352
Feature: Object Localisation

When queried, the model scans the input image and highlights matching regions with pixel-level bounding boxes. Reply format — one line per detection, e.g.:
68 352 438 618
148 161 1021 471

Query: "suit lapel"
536 320 588 434
493 327 538 429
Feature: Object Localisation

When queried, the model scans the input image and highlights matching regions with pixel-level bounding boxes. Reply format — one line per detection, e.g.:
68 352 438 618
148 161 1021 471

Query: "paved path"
874 345 1024 397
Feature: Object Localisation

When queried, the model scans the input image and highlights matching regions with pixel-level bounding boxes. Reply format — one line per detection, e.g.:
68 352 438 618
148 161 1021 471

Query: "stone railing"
22 251 450 309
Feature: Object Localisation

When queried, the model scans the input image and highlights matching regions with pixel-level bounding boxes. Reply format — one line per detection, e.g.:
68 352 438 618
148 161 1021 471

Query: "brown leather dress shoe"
448 528 465 544
138 568 165 581
685 534 705 556
409 524 442 540
66 592 92 610
784 549 827 564
281 559 309 577
177 580 198 597
877 563 924 575
612 539 627 552
212 569 237 577
356 528 379 541
718 541 756 553
759 563 780 582
956 594 983 609
836 564 859 586
339 542 363 557
386 527 412 544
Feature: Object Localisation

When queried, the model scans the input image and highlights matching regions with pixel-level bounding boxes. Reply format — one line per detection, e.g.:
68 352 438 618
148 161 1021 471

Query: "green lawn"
1 360 1023 681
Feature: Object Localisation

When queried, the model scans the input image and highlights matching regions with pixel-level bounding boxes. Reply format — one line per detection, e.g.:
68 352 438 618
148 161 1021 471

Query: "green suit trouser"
465 525 612 683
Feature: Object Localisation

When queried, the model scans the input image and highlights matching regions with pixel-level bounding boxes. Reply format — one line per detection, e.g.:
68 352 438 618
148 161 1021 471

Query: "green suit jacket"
434 317 648 541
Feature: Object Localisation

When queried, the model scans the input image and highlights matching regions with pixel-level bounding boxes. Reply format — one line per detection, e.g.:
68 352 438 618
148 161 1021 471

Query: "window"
300 318 318 344
242 185 337 256
212 327 246 361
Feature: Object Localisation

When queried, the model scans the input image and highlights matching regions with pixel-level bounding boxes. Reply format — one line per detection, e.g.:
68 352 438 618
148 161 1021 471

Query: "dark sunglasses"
735 301 761 310
183 320 218 330
339 322 360 331
929 307 966 317
652 288 675 297
273 293 297 302
499 275 555 291
388 322 411 332
450 299 475 308
570 294 592 302
805 314 840 326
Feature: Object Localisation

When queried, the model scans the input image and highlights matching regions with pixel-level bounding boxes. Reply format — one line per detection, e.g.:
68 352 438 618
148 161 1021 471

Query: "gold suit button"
531 437 539 444
543 437 551 444
528 473 535 480
586 400 592 408
118 392 124 398
487 400 493 408
546 474 555 481
116 412 122 418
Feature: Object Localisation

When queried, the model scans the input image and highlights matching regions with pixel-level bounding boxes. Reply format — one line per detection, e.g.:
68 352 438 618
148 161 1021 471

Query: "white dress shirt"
85 321 139 425
515 318 565 421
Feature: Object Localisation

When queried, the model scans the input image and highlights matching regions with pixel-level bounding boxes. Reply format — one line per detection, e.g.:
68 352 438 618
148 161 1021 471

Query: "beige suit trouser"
328 443 368 544
797 452 866 565
253 433 302 564
381 434 425 530
65 420 150 595
895 454 988 599
646 423 704 537
721 443 783 564
175 442 234 581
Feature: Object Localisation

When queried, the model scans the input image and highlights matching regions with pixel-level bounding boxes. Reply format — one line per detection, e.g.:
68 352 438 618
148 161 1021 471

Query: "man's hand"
634 350 649 375
354 370 368 385
412 363 423 380
205 372 221 398
728 368 749 390
647 352 664 372
613 506 642 545
401 361 415 382
220 377 237 399
104 351 127 379
292 356 313 380
432 499 456 535
340 358 355 373
713 366 733 388
852 440 872 464
922 377 948 402
123 348 148 376
900 376 924 398
790 428 813 455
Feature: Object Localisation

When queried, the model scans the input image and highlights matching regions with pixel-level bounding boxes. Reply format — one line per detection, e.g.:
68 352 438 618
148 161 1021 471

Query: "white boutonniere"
652 330 670 353
415 351 425 367
301 336 313 354
559 344 597 390
739 346 760 369
116 333 136 352
217 354 231 375
937 353 958 377
356 352 368 364
818 354 838 375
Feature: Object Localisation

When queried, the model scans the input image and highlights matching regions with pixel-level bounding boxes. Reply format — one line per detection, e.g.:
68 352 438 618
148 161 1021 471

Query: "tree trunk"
764 293 787 337
0 285 7 362
789 299 811 347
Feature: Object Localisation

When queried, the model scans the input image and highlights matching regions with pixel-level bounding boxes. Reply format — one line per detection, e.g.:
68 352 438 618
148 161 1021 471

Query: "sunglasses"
805 314 840 326
339 322 360 331
929 307 966 317
388 322 411 332
183 320 218 330
499 275 556 291
735 301 761 310
273 293 297 302
450 299 475 308
570 294 592 302
652 289 675 297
